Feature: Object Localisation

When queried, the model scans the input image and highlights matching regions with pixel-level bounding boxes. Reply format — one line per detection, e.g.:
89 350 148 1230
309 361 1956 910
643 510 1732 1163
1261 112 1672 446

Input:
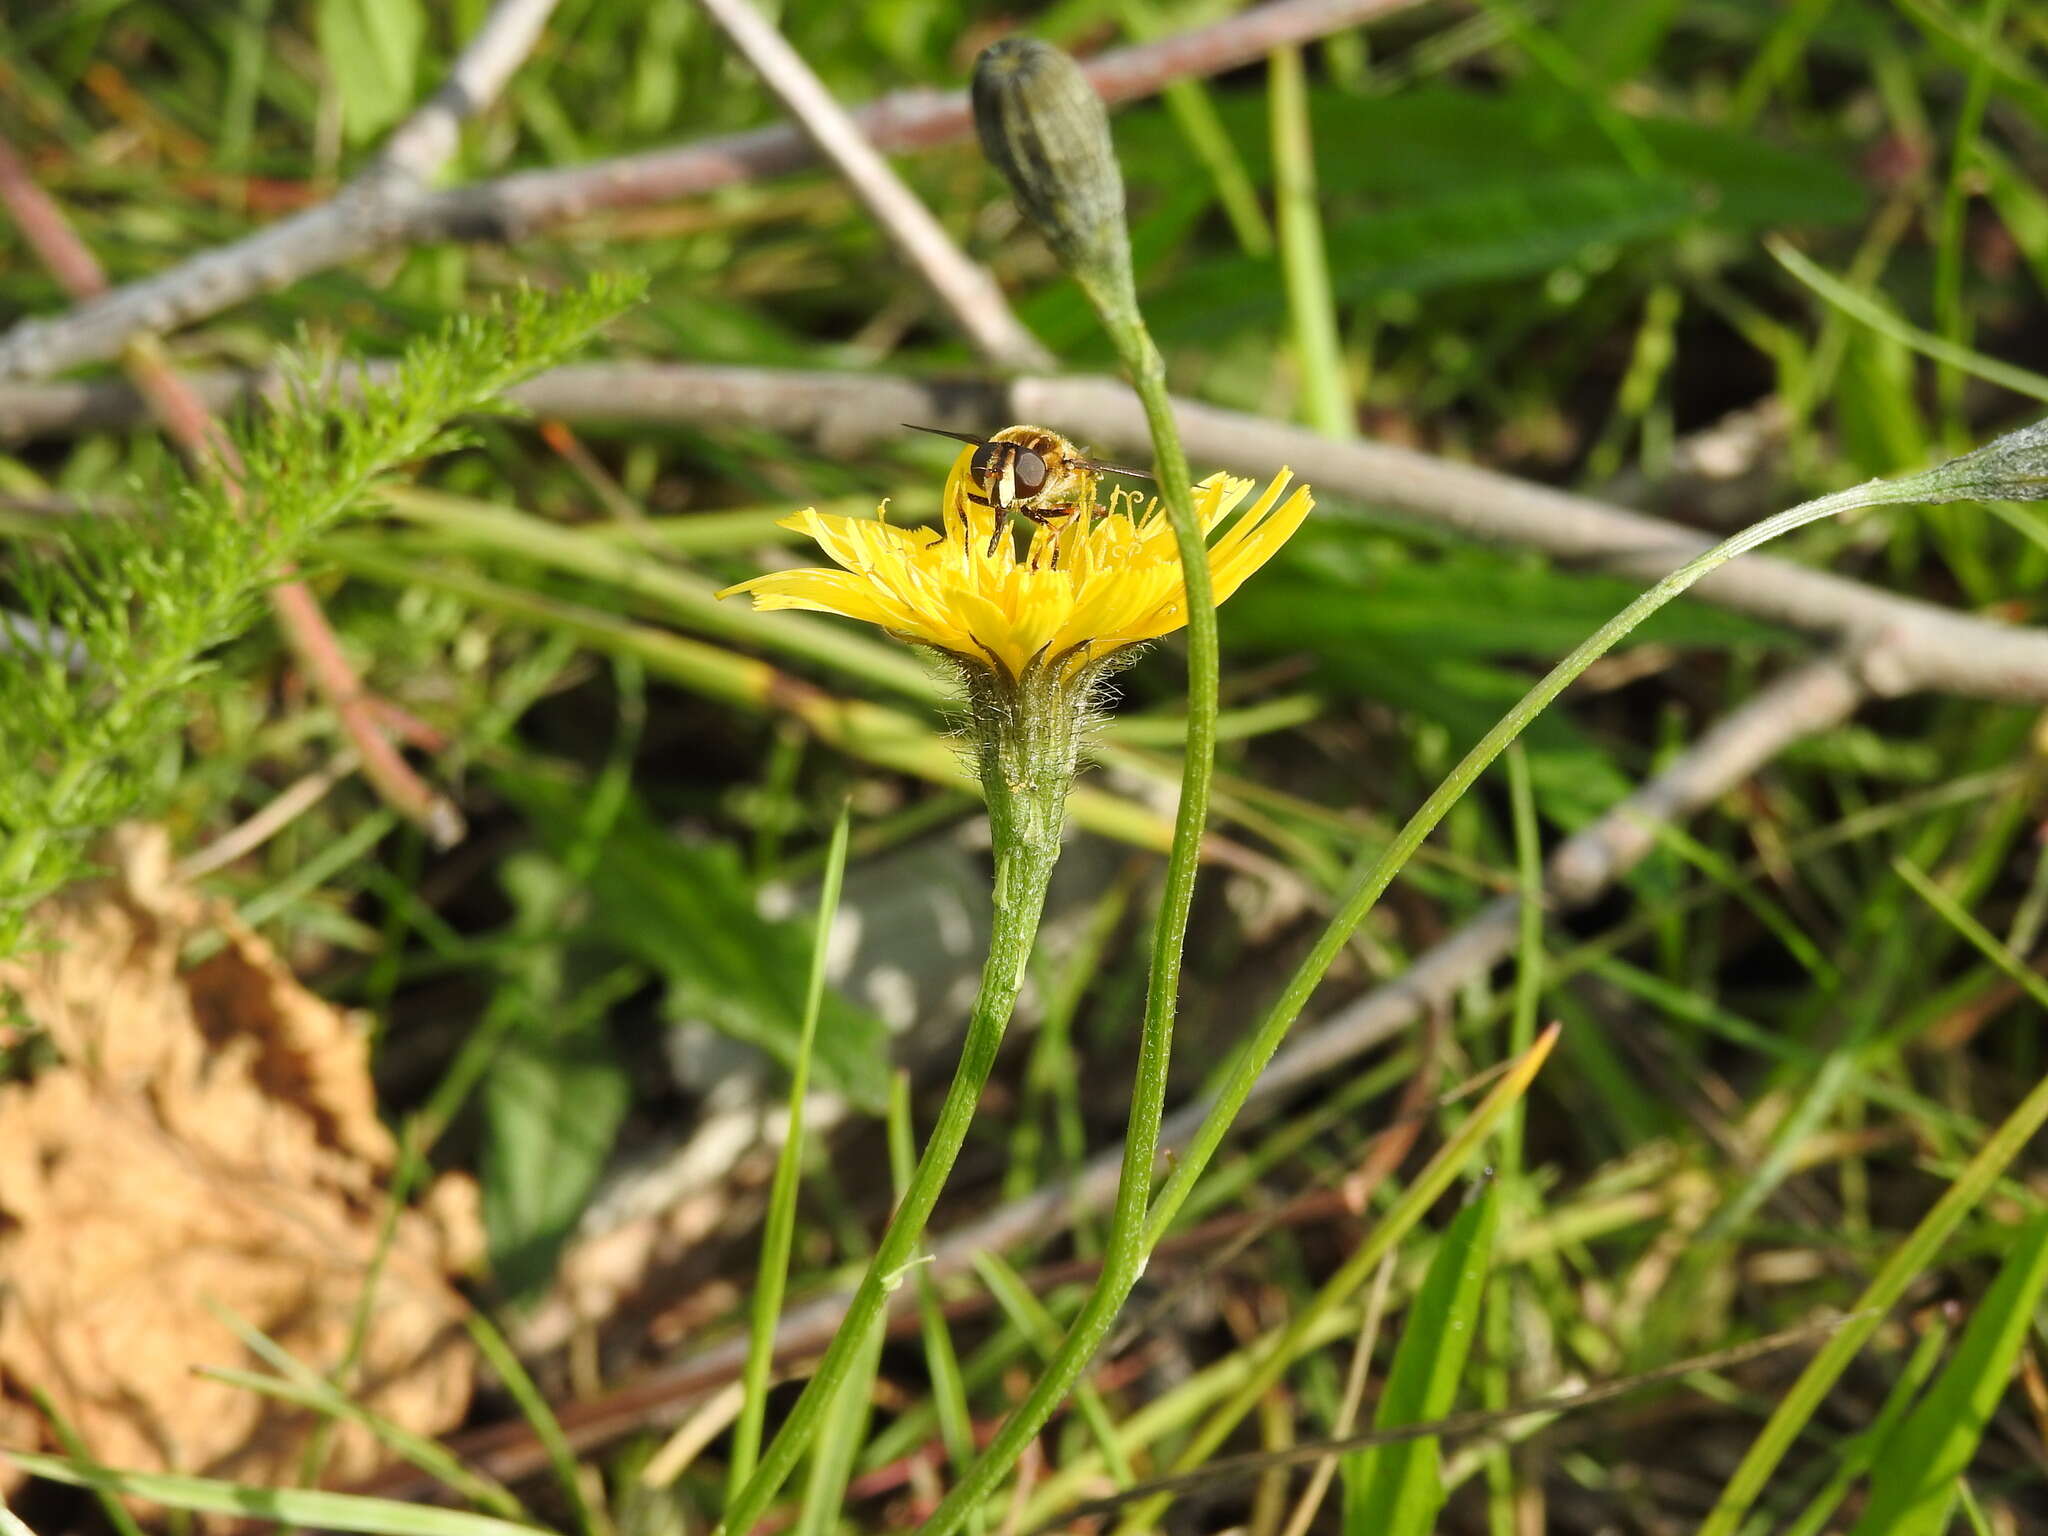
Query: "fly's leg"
939 487 996 550
1026 510 1074 570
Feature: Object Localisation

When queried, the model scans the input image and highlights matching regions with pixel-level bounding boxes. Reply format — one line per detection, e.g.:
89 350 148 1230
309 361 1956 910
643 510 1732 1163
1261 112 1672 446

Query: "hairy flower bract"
719 446 1312 684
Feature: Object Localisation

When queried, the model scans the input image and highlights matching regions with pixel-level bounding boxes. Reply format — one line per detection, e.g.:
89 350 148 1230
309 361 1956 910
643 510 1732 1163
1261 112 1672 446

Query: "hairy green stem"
915 309 1219 1535
716 678 1075 1536
921 472 1936 1533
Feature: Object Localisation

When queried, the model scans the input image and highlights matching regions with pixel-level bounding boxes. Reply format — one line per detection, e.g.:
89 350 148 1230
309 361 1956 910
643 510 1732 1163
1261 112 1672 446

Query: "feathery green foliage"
0 274 641 942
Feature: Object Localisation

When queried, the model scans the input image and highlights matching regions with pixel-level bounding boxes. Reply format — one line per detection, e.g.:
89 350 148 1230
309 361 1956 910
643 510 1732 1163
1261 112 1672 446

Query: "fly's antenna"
1080 455 1155 482
903 424 988 448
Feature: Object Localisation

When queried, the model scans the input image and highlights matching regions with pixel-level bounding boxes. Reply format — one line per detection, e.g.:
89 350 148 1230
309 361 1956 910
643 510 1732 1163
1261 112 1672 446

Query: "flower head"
719 434 1312 686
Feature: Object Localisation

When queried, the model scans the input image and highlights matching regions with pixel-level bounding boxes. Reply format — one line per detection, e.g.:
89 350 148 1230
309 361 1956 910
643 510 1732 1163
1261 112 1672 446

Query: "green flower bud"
972 39 1137 315
1914 417 2048 503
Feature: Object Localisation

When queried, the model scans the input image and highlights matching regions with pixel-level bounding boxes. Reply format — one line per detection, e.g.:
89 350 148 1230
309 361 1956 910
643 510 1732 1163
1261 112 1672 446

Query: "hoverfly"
905 424 1154 565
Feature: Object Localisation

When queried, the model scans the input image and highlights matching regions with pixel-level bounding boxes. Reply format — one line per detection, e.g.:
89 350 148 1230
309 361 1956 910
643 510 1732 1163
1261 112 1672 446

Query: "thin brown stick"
0 138 464 845
175 751 362 880
0 0 1418 380
693 0 1052 368
7 361 2040 705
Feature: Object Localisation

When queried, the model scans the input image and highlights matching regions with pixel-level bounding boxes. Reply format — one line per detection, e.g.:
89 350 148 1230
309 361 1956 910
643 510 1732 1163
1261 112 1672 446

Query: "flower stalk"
913 39 1228 1536
715 38 1313 1534
713 688 1068 1536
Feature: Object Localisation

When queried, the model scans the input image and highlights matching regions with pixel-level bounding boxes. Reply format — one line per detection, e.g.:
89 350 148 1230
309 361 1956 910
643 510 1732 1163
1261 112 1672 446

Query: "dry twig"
8 362 2040 705
693 0 1052 368
0 0 1417 379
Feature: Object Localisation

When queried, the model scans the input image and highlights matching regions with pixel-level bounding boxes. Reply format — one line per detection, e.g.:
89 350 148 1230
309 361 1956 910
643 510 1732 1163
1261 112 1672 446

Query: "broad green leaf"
2 1452 541 1536
475 851 634 1301
1119 84 1868 230
316 0 426 145
482 1020 632 1301
1143 167 1695 341
1341 1185 1499 1536
1111 83 1866 341
1556 0 1689 83
501 773 890 1112
1849 1212 2048 1536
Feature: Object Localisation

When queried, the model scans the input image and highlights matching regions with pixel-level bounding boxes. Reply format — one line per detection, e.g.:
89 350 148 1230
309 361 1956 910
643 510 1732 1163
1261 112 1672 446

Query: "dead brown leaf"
0 825 482 1492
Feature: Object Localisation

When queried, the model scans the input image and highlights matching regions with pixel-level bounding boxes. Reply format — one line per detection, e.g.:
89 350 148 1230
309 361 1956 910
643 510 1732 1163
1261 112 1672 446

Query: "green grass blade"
1700 1064 2048 1533
1849 1211 2048 1536
1 1453 543 1536
727 802 853 1500
1769 235 2048 403
366 489 942 705
970 1252 1133 1485
320 543 1182 856
1783 1313 1952 1536
1270 44 1354 438
886 1073 978 1523
1108 1026 1558 1534
1930 0 2007 426
196 1367 526 1521
1111 0 1271 255
790 1310 886 1536
1895 856 2048 1011
463 1311 598 1536
25 1391 147 1536
1341 1184 1499 1536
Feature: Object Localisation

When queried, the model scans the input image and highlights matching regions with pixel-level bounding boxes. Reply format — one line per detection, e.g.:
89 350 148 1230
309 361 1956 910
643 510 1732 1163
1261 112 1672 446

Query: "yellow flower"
718 445 1313 683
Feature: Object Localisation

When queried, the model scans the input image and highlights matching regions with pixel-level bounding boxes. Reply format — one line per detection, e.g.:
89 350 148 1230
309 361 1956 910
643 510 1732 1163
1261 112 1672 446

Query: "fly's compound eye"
1012 448 1048 496
971 445 1005 485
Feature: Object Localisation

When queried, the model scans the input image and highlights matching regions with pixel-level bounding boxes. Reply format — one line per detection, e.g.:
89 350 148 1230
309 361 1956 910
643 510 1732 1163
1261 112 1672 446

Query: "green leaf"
500 773 890 1112
464 1312 600 1536
316 0 426 145
2 1452 542 1536
1849 1213 2048 1536
474 851 635 1300
0 275 639 947
1555 0 1688 83
790 1308 887 1536
1705 1063 2048 1533
482 1019 632 1301
1341 1184 1499 1536
1114 83 1867 341
1145 167 1694 341
1121 84 1868 229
